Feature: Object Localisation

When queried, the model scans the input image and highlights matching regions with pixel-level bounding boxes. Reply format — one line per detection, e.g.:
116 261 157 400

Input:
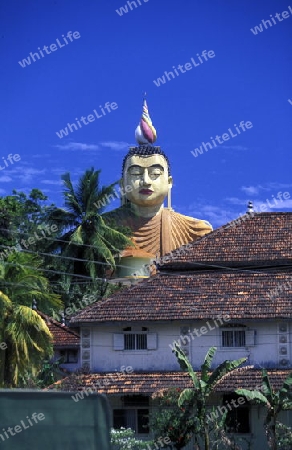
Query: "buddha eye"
149 168 163 178
128 167 143 176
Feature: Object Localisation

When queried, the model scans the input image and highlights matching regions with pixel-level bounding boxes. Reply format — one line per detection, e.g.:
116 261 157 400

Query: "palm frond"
5 305 53 386
62 172 83 217
70 225 84 245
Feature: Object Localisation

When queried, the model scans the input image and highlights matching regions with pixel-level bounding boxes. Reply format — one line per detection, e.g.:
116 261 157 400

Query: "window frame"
220 326 256 349
113 406 149 434
59 349 78 364
221 328 246 348
124 332 148 351
113 331 157 351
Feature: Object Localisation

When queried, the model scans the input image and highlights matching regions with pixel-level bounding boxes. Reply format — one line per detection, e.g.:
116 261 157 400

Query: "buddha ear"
168 176 173 188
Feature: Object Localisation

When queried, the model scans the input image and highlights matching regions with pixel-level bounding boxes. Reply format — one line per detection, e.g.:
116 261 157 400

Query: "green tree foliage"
236 369 292 450
0 252 62 387
150 387 196 449
0 189 57 253
276 422 292 450
46 168 132 286
172 345 247 450
20 358 64 389
0 252 62 312
0 196 18 247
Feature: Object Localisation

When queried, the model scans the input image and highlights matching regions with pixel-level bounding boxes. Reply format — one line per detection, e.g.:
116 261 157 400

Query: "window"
124 327 147 350
113 328 157 351
221 326 255 348
113 396 149 434
124 333 147 350
59 349 78 363
223 394 250 433
222 329 246 347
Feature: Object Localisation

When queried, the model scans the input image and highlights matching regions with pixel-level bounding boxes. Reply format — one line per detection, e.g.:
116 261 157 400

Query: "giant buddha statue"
104 99 212 277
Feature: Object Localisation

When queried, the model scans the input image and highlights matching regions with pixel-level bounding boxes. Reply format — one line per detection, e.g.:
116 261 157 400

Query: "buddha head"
121 98 173 209
122 146 173 207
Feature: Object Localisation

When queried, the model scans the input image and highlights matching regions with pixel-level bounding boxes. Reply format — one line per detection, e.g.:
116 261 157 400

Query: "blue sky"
1 0 291 228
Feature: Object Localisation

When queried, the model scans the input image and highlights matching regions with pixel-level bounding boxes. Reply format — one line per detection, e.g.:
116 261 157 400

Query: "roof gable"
37 311 80 347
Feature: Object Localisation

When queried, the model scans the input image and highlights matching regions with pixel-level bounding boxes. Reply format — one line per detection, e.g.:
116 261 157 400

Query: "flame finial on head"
135 97 157 145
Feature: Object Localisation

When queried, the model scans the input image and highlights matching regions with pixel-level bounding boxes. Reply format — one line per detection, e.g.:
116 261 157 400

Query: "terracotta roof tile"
160 212 292 268
70 270 292 323
37 311 80 347
48 369 291 394
70 213 292 324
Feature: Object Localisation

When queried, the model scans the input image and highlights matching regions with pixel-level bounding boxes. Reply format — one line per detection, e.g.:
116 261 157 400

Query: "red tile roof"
70 270 292 323
37 310 80 347
70 213 292 324
160 212 292 268
48 368 292 395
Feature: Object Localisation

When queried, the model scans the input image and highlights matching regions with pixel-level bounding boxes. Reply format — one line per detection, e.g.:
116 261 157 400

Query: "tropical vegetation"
0 168 131 387
111 428 153 450
236 369 292 450
171 345 248 450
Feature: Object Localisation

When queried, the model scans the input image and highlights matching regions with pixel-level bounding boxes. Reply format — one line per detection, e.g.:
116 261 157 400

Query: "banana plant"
236 369 292 450
173 345 247 450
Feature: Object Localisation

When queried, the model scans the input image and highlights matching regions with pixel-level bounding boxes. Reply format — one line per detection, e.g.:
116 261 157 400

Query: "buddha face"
122 154 173 207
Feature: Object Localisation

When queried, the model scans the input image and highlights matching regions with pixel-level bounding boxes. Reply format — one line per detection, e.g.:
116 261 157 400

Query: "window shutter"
147 333 157 350
113 333 124 350
245 330 255 346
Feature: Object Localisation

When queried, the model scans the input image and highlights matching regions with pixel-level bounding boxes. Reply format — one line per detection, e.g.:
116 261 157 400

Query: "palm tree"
173 345 247 450
236 369 292 450
0 252 62 387
0 252 62 312
47 169 132 284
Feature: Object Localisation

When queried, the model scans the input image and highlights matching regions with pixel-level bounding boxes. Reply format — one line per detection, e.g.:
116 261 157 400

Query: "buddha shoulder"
167 209 213 231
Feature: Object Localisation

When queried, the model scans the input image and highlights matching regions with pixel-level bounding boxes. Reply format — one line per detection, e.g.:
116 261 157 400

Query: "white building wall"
85 320 292 373
90 323 177 372
80 319 292 450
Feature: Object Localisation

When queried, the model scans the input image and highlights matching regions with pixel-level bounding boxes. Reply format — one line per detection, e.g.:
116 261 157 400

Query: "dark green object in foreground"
0 390 111 450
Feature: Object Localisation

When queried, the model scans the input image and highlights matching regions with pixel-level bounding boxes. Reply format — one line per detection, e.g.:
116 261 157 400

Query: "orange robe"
104 205 212 258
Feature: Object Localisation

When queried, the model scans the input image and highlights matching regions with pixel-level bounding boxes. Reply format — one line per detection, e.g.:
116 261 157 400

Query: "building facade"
63 212 292 448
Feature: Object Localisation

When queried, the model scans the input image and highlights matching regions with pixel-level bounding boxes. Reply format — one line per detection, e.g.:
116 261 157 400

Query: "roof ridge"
37 310 80 338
